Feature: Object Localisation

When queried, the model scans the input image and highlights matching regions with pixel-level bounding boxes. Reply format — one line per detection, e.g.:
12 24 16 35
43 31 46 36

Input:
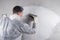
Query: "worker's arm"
20 21 36 34
14 20 35 34
14 20 36 34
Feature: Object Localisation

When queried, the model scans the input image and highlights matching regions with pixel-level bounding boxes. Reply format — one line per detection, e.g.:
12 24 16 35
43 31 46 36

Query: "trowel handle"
33 21 36 28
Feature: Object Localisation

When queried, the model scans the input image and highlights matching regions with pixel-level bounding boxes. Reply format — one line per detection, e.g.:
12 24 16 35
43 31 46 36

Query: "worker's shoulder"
12 19 27 25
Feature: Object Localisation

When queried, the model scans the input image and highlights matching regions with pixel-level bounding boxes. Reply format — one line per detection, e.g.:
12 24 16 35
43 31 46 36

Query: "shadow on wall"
21 6 60 40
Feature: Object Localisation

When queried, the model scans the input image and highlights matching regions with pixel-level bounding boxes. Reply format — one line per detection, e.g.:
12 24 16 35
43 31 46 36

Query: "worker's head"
13 6 24 16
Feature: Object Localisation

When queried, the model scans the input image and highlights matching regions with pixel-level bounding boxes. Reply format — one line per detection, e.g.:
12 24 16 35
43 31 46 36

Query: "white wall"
21 6 60 40
47 23 60 40
0 0 18 16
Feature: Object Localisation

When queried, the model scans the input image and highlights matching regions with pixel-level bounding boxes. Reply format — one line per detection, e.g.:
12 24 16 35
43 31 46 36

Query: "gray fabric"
20 14 36 40
0 16 36 40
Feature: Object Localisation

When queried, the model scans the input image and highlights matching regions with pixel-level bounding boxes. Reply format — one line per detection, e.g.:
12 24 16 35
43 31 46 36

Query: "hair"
13 6 24 14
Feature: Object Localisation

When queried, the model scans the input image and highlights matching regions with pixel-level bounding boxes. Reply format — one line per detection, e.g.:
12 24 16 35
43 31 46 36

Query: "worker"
4 6 36 40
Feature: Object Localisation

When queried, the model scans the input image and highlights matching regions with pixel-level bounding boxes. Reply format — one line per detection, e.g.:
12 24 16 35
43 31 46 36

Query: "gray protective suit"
2 14 36 40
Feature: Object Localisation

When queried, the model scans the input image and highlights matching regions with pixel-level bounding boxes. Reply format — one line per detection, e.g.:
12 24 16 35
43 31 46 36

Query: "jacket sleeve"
20 22 36 34
14 20 36 34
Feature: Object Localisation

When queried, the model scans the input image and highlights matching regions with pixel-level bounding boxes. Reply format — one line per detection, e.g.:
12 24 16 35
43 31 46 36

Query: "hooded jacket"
3 14 36 40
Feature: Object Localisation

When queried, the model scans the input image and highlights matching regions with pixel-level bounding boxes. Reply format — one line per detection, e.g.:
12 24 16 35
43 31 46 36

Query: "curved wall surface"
21 6 60 40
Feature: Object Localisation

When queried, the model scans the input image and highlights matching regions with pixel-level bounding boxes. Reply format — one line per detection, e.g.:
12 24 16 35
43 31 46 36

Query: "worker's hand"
33 17 37 23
